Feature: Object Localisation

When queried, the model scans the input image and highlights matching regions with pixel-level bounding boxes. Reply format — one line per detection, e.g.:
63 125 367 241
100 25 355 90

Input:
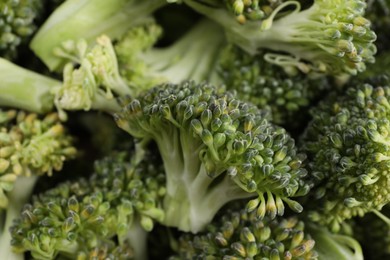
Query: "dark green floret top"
115 81 311 233
301 81 390 231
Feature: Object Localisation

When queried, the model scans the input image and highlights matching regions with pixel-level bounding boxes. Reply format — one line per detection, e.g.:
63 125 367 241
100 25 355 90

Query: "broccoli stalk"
30 0 168 71
0 177 38 260
0 58 60 113
184 0 377 75
115 81 311 233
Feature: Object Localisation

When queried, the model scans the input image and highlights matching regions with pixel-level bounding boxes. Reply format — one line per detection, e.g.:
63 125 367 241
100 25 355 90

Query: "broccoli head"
115 81 310 233
217 44 331 126
184 0 377 76
173 210 317 259
0 0 44 59
301 81 390 231
10 152 166 260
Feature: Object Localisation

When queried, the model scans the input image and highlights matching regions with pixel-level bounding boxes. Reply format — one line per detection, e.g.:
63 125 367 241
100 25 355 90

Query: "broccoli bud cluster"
301 82 390 231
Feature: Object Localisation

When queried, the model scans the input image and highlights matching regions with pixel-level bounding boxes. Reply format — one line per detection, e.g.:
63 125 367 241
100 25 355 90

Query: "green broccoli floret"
0 0 44 60
115 81 311 233
300 81 390 232
184 0 377 76
172 209 363 260
0 109 76 259
30 0 169 71
173 210 317 259
9 152 165 260
75 239 135 260
217 44 331 126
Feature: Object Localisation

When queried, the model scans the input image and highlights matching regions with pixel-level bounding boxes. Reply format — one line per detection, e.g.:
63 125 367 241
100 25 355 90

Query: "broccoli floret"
184 0 377 76
115 81 310 233
217 44 331 126
9 152 165 260
0 0 45 60
300 82 390 232
172 210 317 259
0 109 76 259
171 209 363 259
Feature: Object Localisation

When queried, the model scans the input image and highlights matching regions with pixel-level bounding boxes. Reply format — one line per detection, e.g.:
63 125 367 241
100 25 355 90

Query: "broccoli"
115 81 311 233
183 0 377 76
300 81 390 232
0 58 59 113
0 109 76 259
0 0 45 60
30 0 169 71
172 209 363 259
9 151 165 260
217 44 331 127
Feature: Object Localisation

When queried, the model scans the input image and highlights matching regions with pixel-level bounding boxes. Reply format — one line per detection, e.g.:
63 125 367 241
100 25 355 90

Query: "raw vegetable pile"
0 0 389 259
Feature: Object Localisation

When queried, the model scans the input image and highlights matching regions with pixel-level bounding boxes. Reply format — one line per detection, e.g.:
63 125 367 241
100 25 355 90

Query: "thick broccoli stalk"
300 82 390 232
0 0 44 60
115 18 226 91
0 58 60 113
0 109 76 260
115 81 310 233
30 0 168 71
184 0 377 76
217 44 331 126
172 210 317 259
53 19 225 116
10 152 166 260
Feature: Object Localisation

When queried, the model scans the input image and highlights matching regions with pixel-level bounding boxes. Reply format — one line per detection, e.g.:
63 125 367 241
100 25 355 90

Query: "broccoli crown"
10 152 166 259
0 0 44 59
75 240 136 260
115 81 310 233
173 210 317 259
301 82 390 231
218 45 331 126
0 109 76 208
184 0 377 76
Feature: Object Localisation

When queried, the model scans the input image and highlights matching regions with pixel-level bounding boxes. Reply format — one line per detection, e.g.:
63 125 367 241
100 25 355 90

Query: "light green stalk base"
0 58 59 113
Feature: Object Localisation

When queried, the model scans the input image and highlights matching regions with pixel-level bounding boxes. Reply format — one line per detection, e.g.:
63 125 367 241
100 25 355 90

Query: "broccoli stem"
31 0 168 71
308 224 363 260
123 219 148 260
158 128 250 232
143 19 226 84
0 58 59 113
0 176 38 260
